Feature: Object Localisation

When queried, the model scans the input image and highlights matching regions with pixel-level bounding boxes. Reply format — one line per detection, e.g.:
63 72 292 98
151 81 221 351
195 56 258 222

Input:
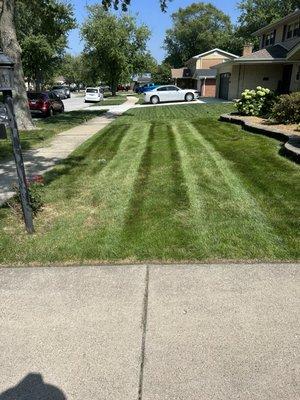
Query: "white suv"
144 85 199 104
84 87 103 103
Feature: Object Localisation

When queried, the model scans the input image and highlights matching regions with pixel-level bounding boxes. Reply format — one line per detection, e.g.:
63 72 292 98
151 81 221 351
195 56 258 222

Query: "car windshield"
86 89 98 93
53 86 64 90
27 93 47 100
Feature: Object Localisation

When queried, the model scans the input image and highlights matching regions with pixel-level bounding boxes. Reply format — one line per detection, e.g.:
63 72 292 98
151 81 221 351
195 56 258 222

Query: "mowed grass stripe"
173 121 282 260
194 120 300 258
122 123 192 260
43 124 131 202
1 123 150 263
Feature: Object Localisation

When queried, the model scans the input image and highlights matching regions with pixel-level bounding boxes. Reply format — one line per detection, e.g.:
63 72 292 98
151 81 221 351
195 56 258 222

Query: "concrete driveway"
0 263 298 399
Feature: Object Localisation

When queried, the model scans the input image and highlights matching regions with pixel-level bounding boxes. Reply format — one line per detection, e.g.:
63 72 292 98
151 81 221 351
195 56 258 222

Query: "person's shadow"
0 373 66 399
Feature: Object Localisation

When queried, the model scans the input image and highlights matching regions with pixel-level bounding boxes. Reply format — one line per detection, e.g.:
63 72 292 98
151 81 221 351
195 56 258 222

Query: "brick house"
171 49 238 97
215 9 300 100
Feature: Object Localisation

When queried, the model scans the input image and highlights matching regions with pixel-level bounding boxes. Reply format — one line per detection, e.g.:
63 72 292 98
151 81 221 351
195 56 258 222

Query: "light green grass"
0 103 299 265
132 93 145 104
0 110 105 162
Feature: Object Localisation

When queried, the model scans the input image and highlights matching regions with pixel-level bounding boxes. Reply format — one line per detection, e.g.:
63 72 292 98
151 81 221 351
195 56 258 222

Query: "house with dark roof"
171 49 238 97
215 9 300 100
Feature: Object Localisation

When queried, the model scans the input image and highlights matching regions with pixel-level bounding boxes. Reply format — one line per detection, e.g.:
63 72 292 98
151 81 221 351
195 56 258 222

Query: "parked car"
135 83 157 94
144 85 199 104
27 92 64 117
84 87 104 103
52 85 71 99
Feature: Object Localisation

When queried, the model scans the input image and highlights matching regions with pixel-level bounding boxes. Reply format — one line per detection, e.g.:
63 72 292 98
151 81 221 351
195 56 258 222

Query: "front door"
278 65 293 94
219 73 230 100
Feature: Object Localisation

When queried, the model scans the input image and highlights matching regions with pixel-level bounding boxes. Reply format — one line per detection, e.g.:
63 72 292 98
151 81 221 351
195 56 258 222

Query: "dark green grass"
0 103 299 265
0 110 105 161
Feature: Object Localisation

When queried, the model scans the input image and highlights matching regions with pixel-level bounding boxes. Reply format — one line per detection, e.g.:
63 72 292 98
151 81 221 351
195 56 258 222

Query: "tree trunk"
111 79 117 96
0 0 35 130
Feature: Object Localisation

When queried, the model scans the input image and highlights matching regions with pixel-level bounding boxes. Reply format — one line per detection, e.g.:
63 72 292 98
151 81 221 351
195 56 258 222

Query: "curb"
220 114 300 162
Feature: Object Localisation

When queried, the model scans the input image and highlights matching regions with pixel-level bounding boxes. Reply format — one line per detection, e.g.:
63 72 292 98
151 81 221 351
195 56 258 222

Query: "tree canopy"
81 5 151 94
101 0 169 11
164 2 235 67
15 0 76 88
236 0 300 48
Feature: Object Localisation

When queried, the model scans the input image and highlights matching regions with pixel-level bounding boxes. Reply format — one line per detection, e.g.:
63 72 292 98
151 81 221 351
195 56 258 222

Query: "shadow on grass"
38 110 105 127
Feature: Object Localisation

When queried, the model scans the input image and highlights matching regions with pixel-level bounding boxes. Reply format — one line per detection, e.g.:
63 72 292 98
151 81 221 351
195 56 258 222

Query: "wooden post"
4 94 34 234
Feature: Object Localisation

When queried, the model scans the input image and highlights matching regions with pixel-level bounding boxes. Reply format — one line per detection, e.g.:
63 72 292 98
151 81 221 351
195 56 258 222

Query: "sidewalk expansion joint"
138 265 150 400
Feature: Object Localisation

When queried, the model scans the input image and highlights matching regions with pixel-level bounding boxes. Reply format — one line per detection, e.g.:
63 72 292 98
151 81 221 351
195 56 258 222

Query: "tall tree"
237 0 300 48
81 6 151 95
16 0 76 90
59 54 86 88
151 63 172 84
0 0 75 129
0 0 34 130
164 2 235 67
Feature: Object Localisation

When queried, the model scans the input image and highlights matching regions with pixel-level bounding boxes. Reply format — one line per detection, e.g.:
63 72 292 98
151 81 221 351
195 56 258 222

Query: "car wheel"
185 93 194 102
60 104 65 113
150 95 159 104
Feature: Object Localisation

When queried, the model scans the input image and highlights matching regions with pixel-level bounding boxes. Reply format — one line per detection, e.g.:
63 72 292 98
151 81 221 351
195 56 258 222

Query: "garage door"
219 73 231 100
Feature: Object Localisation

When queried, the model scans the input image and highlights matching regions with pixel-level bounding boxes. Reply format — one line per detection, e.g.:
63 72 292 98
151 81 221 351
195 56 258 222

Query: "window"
265 30 276 46
166 86 179 91
157 87 168 91
296 66 300 81
293 21 300 37
287 21 300 39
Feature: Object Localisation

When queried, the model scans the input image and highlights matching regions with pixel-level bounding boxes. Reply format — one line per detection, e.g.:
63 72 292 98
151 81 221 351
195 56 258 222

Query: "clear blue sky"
68 0 240 62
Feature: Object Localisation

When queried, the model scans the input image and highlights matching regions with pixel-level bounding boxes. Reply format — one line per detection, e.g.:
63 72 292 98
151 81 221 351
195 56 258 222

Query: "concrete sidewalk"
0 263 298 400
0 97 137 204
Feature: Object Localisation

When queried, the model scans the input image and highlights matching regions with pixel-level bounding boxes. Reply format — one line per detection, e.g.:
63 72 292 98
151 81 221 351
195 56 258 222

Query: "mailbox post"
0 51 34 234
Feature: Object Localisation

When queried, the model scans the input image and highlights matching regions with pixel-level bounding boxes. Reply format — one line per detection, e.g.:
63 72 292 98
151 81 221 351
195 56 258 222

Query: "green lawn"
0 103 299 265
0 110 105 162
101 93 127 105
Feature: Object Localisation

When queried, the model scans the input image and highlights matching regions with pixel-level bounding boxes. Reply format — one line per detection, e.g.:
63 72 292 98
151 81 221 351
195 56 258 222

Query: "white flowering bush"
236 86 275 117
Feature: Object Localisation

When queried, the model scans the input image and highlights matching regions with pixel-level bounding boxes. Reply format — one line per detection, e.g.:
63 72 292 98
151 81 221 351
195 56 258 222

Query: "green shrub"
271 92 300 124
235 87 275 117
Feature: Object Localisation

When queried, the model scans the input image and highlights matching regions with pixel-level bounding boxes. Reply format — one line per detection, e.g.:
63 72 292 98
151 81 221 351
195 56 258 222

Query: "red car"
27 92 64 117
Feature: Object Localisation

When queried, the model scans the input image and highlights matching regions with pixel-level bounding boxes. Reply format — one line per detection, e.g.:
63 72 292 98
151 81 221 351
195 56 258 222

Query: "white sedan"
144 85 199 104
84 87 103 103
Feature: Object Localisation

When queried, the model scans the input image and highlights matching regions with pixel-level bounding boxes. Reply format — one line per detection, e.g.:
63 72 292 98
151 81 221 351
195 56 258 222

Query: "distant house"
171 49 238 97
215 9 300 100
131 73 152 90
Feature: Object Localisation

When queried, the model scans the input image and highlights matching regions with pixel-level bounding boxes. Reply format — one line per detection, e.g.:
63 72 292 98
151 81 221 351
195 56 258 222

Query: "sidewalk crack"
138 265 150 400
